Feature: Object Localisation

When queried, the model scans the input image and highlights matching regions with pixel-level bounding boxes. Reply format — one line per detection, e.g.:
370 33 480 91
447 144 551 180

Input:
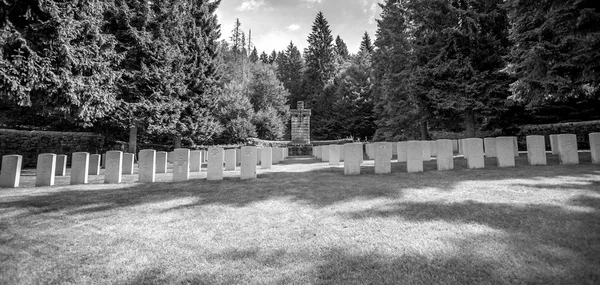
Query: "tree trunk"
128 126 137 154
174 135 182 149
420 119 430 140
464 110 476 138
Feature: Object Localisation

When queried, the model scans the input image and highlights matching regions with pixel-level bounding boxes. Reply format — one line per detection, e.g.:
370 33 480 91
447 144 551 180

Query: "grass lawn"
1 153 599 284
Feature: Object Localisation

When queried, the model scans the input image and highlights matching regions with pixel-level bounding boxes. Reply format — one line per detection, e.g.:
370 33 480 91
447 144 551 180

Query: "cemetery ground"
1 154 599 285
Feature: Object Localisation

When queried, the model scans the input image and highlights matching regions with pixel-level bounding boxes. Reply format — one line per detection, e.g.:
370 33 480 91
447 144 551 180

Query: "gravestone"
272 147 281 164
190 150 202 172
71 152 89 185
104 151 123 184
436 140 454 171
173 148 190 182
366 144 374 160
321 146 330 162
236 148 241 166
314 146 321 159
35 154 56 187
202 150 208 163
465 138 484 169
359 143 364 164
397 142 407 162
429 141 437 157
101 154 106 169
291 101 312 144
590 133 600 164
279 148 286 162
557 134 578 164
207 147 224 181
513 137 519 157
526 135 547 165
122 153 134 175
240 146 257 180
374 142 392 174
495 137 515 167
0 155 22 188
261 147 272 169
421 141 431 161
407 141 423 173
167 151 174 163
156 151 167 173
484 137 497 158
343 143 362 175
329 145 341 165
225 149 236 171
55 155 67 176
138 149 156 182
340 145 345 162
89 154 101 175
550 134 559 155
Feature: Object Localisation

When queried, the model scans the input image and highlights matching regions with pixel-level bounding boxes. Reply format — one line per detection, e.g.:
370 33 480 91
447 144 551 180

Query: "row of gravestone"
0 147 289 188
313 133 600 175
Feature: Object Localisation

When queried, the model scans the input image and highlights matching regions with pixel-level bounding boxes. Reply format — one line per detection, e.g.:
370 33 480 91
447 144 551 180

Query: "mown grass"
1 153 599 284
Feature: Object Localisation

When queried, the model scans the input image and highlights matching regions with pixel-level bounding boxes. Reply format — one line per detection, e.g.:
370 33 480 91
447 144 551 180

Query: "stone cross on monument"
290 101 311 144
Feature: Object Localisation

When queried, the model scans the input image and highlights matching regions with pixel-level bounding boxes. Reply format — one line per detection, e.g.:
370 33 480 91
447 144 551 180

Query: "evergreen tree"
1 0 120 129
505 0 600 107
249 47 259 63
277 42 304 107
334 35 349 58
259 51 269 64
268 50 277 64
359 31 374 54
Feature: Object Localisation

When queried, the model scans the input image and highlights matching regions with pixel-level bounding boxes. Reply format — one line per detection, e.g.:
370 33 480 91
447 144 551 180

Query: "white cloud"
300 0 322 8
236 0 266 11
287 24 301 31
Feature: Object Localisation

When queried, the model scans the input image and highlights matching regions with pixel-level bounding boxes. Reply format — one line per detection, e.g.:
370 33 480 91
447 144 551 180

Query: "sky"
215 0 384 55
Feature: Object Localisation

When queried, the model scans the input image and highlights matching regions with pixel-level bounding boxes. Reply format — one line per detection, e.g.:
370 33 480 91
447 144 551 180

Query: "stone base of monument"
288 144 313 156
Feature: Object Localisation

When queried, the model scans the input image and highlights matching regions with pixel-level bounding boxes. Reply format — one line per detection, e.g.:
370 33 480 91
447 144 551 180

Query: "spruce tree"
276 42 304 106
259 51 269 64
334 35 349 58
249 47 259 63
359 31 374 54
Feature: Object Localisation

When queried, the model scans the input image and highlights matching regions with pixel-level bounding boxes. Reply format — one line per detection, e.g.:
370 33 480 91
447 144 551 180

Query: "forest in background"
1 0 599 145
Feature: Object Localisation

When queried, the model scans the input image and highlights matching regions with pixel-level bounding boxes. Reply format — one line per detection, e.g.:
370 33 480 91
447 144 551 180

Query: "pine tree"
259 51 269 64
303 11 335 97
334 35 349 58
276 41 304 106
359 31 374 54
249 47 259 63
505 0 600 107
268 50 277 64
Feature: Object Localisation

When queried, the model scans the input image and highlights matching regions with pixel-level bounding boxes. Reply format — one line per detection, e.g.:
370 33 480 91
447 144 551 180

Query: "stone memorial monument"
36 153 56 187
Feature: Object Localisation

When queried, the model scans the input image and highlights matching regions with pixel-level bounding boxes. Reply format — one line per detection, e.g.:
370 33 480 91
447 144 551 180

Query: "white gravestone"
321 146 330 162
279 148 285 162
272 147 280 164
436 140 454 171
407 141 423 173
359 143 364 164
366 144 374 160
138 149 156 183
225 149 236 171
557 134 578 164
36 153 56 187
550 134 559 155
104 151 123 184
397 142 407 162
340 145 345 162
343 143 362 175
236 148 241 166
0 155 22 188
513 137 519 157
526 135 547 166
495 137 515 167
422 141 431 161
374 142 392 174
429 141 437 157
590 133 600 164
484 137 497 158
122 153 134 175
190 150 202 172
173 148 190 182
314 146 321 159
156 151 167 173
167 151 174 163
71 152 89 185
202 150 208 163
55 154 67 176
329 145 341 165
465 138 485 169
261 147 272 169
207 147 224 181
89 154 101 175
240 146 257 180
